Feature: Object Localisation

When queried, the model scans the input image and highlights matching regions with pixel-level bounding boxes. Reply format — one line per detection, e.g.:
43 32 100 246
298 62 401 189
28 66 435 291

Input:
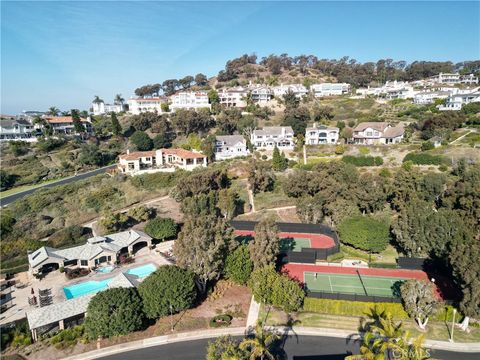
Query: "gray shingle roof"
216 135 246 147
253 126 294 136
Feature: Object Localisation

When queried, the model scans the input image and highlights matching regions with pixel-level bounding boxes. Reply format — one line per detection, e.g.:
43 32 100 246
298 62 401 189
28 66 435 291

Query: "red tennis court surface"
234 230 335 249
282 263 447 300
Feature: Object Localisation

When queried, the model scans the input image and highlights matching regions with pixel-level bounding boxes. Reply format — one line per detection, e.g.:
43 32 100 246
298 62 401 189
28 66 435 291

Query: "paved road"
0 164 116 206
99 335 479 360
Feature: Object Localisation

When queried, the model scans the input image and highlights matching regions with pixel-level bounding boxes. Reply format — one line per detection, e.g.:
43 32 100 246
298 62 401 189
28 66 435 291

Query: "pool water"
64 279 113 300
96 265 114 273
126 263 156 278
63 264 157 299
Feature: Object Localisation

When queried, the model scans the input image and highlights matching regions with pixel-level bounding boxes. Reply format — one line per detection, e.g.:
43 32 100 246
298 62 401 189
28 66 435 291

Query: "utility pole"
450 308 456 342
170 303 174 332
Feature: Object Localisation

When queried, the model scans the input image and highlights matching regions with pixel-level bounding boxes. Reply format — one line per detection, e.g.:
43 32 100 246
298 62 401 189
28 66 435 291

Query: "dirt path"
449 129 476 145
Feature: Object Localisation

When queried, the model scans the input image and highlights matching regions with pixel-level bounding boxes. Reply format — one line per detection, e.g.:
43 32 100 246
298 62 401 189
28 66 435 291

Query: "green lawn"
254 186 294 211
340 244 399 265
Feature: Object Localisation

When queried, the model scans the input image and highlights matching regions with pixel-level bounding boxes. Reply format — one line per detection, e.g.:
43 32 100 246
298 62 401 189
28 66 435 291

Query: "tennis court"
280 237 311 252
304 271 406 298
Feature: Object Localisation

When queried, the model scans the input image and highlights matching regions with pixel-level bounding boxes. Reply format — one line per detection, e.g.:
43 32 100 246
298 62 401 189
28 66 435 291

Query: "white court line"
328 275 333 292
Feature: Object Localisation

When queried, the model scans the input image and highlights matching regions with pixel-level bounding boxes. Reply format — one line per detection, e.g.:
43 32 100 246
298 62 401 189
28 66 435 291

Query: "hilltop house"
28 230 152 275
352 122 405 145
251 126 295 150
413 90 452 105
170 91 210 111
219 87 248 108
429 73 478 85
118 148 207 175
311 83 350 97
305 123 339 145
128 97 167 115
92 100 124 115
214 135 250 160
272 84 308 98
0 119 36 142
44 116 93 134
437 89 480 111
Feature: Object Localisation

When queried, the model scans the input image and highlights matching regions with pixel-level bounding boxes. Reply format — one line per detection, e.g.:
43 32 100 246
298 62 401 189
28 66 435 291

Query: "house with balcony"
305 123 339 145
248 85 274 103
215 135 250 160
170 91 211 111
219 87 248 108
92 100 124 115
273 84 308 98
0 119 36 142
437 89 480 111
118 148 207 175
352 122 405 145
128 96 167 115
413 90 451 105
251 126 295 150
311 83 350 97
429 73 478 85
44 116 93 134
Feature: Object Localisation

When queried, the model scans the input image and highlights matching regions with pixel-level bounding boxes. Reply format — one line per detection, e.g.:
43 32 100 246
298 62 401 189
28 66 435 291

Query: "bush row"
342 155 384 167
403 152 448 165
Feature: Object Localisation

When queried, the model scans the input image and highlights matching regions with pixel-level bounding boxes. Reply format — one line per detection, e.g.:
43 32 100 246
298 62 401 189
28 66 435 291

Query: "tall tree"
47 106 60 116
249 218 280 268
179 75 194 89
92 95 103 104
114 94 125 106
174 215 233 293
195 73 208 86
110 112 122 136
239 321 279 360
71 109 85 134
271 145 288 171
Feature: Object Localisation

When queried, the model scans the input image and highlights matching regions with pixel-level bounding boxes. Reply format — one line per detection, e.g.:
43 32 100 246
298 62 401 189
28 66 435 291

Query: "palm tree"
114 94 124 106
239 321 279 360
345 332 384 360
47 106 60 116
92 95 103 104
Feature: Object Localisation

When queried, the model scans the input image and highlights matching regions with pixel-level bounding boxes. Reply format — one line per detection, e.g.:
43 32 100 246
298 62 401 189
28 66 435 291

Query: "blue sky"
1 1 479 114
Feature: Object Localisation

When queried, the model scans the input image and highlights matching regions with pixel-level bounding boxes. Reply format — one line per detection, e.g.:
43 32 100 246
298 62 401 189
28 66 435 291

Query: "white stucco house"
118 148 207 175
214 135 250 160
429 73 478 85
413 91 451 105
352 122 405 145
128 96 167 115
248 85 274 103
170 91 211 111
219 87 248 108
0 119 37 142
92 101 124 115
44 116 93 134
311 83 350 97
305 123 339 145
437 90 480 111
251 126 295 150
28 230 153 274
273 84 308 98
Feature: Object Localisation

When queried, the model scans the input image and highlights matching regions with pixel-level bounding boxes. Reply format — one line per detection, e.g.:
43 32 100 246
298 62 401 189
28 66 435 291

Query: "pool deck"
0 243 174 326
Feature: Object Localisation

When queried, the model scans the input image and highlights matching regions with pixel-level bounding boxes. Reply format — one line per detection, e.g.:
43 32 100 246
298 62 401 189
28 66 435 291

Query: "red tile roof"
162 148 206 159
45 116 88 124
119 151 156 161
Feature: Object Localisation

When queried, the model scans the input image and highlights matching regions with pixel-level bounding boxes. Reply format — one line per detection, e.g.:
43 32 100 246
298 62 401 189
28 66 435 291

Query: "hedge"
369 262 398 269
402 152 448 166
302 298 458 322
342 155 384 167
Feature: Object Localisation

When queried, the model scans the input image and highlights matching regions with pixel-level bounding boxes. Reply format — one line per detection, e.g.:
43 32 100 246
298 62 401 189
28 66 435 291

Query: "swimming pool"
64 278 113 300
126 263 156 278
96 265 114 273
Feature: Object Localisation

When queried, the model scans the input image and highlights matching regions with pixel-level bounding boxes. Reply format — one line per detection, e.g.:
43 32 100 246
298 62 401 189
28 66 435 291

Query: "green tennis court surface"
304 271 406 298
280 238 311 252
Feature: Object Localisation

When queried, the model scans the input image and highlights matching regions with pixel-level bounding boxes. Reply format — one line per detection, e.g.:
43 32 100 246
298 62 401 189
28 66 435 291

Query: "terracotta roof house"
44 116 92 134
352 122 405 145
118 148 207 175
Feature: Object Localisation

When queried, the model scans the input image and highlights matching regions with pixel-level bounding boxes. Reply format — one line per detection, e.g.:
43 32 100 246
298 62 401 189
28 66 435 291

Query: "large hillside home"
28 230 152 275
413 90 451 105
170 91 211 111
0 119 36 142
272 84 308 98
118 148 207 175
251 126 295 150
305 123 339 145
44 116 93 134
311 83 350 97
128 96 167 115
92 101 124 115
429 73 478 85
219 87 248 108
215 135 250 160
248 85 274 103
352 122 404 145
437 90 480 111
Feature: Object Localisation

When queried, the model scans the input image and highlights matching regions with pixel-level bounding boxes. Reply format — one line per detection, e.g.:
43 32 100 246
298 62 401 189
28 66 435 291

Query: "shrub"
127 206 154 222
130 130 153 151
402 160 413 171
225 244 253 285
403 152 447 166
138 265 197 319
84 288 145 339
358 147 370 155
65 267 90 280
130 171 180 191
334 145 346 155
421 141 435 151
144 218 178 240
209 314 232 328
342 155 383 167
50 325 85 349
338 215 390 253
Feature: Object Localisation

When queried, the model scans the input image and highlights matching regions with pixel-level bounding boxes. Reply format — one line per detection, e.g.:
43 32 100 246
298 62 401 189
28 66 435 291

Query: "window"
80 260 88 266
366 131 373 136
145 157 151 161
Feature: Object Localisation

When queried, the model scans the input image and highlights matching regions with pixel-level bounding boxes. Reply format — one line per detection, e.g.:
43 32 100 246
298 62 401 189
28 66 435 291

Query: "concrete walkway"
245 296 260 329
449 129 476 145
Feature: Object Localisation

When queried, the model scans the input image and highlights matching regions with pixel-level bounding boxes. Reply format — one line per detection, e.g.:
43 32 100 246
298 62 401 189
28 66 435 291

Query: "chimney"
126 149 130 155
